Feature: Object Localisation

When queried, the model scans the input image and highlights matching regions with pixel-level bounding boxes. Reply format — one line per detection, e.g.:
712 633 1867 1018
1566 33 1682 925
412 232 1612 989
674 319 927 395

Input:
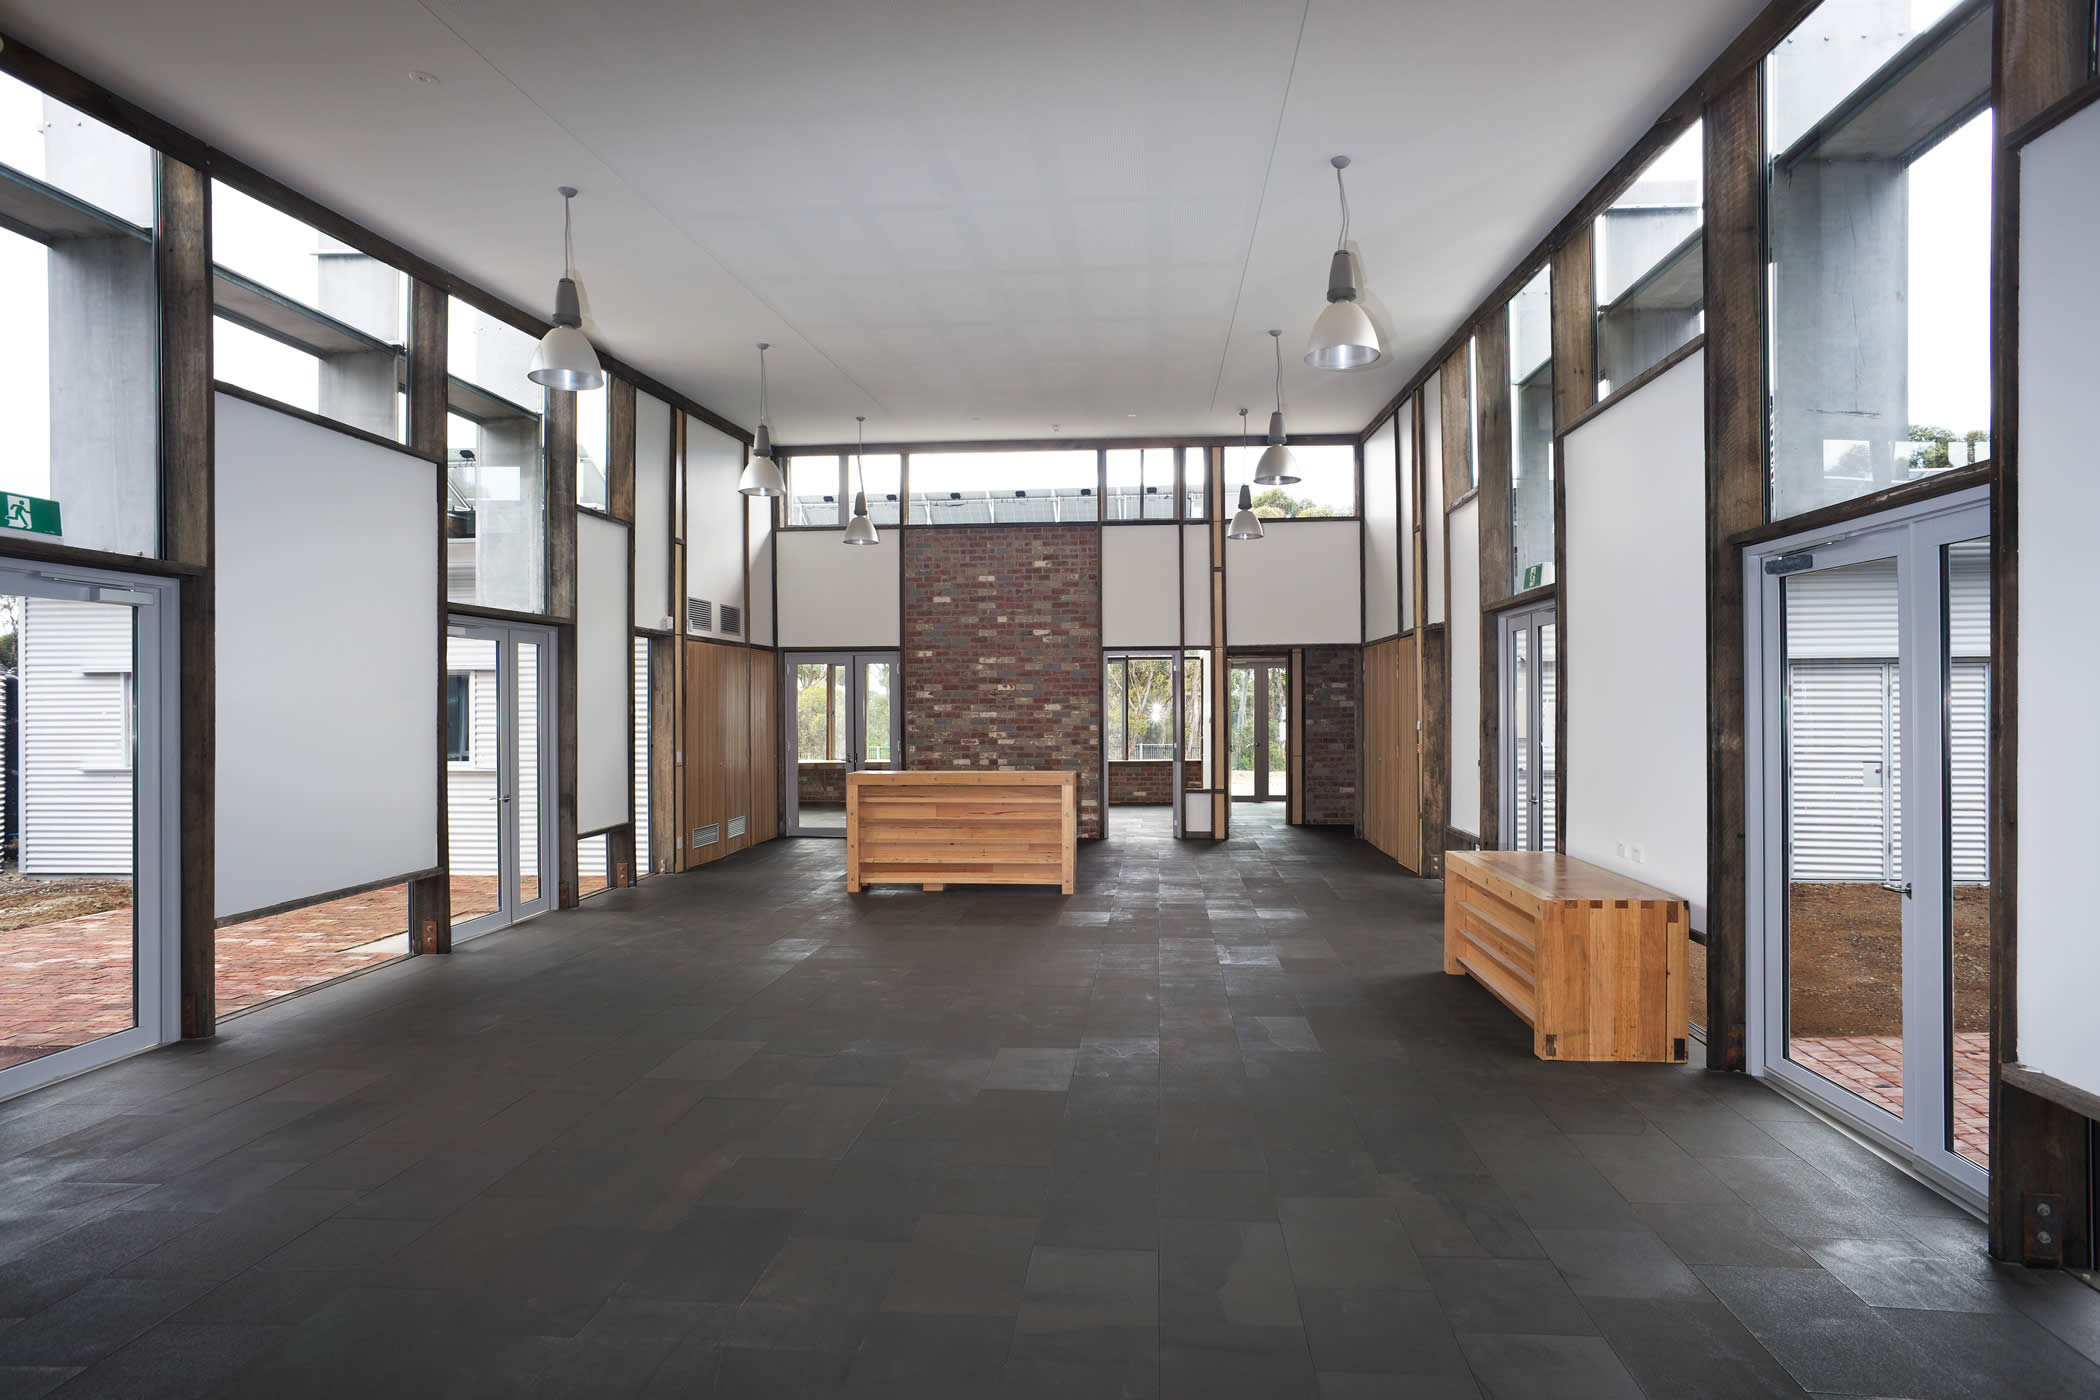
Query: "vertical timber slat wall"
160 157 215 1036
1416 399 1447 878
406 283 450 951
1474 315 1512 850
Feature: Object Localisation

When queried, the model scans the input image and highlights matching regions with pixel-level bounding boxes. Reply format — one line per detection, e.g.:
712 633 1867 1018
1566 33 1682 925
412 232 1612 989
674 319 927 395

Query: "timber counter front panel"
847 771 1076 893
1443 850 1689 1063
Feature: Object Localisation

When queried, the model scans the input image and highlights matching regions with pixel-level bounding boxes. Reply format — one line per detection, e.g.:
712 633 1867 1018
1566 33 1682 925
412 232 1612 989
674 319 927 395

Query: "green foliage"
1250 487 1334 519
1906 424 1990 475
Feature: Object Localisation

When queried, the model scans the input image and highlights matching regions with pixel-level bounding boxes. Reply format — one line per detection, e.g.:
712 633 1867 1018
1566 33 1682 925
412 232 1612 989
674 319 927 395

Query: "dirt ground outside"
0 871 133 931
1787 881 1988 1038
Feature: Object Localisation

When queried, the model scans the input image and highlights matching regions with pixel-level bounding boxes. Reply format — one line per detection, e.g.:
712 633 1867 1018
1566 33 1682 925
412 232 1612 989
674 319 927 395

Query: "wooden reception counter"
846 771 1077 893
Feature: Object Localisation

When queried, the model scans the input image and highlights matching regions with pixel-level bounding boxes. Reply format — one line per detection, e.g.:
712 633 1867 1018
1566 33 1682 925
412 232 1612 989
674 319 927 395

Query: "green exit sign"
1521 562 1544 590
1 492 62 538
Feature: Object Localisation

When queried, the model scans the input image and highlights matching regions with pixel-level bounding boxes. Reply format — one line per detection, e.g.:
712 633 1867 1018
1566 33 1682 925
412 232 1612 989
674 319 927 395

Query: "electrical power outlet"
1616 842 1628 858
1630 846 1645 864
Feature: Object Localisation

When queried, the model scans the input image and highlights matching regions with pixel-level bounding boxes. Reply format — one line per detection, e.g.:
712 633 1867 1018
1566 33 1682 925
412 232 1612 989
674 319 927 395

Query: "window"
1223 443 1355 519
0 72 159 558
1184 448 1211 521
1595 120 1704 397
853 453 902 526
907 451 1098 524
576 383 609 511
786 454 841 527
212 181 407 442
1509 266 1554 591
1105 655 1176 760
1467 336 1481 490
1765 0 1990 521
446 297 547 612
796 663 846 760
447 672 472 762
1105 449 1178 521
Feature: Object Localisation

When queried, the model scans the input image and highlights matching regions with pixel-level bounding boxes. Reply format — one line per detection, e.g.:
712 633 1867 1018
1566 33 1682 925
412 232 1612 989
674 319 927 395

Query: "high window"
1105 449 1178 521
1595 120 1704 397
784 452 901 528
0 73 159 557
446 296 547 611
1105 655 1176 760
576 382 609 511
1224 443 1355 519
1509 266 1554 590
1765 0 1991 520
908 451 1098 524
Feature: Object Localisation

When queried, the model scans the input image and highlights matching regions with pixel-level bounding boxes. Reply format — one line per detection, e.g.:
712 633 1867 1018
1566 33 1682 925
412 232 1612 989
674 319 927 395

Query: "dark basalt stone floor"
0 805 2094 1398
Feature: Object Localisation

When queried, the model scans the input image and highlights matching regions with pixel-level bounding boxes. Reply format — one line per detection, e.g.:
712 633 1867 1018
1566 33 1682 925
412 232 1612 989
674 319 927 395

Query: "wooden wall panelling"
723 639 750 856
749 650 778 846
1419 627 1449 878
682 639 720 865
1440 348 1473 507
1702 73 1766 1073
406 281 452 948
1551 229 1599 435
649 634 675 875
1475 315 1513 848
160 155 215 1036
1363 640 1389 856
1395 634 1421 873
1991 0 2095 1267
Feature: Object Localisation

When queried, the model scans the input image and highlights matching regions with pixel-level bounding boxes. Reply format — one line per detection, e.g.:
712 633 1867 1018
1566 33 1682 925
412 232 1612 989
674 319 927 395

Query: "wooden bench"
1444 850 1689 1062
846 771 1076 893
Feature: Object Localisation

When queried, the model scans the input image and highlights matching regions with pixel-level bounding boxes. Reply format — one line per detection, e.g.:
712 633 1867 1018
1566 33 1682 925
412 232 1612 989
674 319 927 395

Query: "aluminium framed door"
446 618 556 942
785 651 900 837
1498 603 1558 852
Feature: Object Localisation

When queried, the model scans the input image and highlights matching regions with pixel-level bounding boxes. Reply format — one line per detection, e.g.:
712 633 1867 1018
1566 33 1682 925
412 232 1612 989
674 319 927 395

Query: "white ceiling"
1 0 1766 442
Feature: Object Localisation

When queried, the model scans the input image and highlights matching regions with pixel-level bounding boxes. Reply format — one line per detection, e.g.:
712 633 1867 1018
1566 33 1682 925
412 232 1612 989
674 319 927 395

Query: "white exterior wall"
444 637 541 879
634 635 651 873
18 597 133 876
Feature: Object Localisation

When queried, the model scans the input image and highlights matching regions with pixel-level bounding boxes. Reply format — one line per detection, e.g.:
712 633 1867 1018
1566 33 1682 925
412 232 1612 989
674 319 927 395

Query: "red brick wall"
903 526 1103 837
798 762 846 803
1107 758 1205 805
1301 647 1358 827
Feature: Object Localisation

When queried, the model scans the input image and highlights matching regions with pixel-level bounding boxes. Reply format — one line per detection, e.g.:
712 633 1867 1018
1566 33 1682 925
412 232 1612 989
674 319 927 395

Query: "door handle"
1881 880 1911 898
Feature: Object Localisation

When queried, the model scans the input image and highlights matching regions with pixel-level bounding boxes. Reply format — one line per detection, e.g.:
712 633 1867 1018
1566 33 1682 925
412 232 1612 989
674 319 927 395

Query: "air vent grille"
720 604 742 637
727 815 747 838
687 598 713 632
693 823 720 847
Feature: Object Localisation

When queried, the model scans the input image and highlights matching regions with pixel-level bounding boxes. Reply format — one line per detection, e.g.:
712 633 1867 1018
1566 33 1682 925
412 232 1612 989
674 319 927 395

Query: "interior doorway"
786 652 899 837
1228 658 1287 801
1746 488 1989 1206
1499 603 1558 852
0 558 178 1099
446 617 556 942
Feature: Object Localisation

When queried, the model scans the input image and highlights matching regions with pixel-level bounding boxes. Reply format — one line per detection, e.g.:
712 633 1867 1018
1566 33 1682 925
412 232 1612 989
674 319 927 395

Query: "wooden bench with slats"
846 770 1076 893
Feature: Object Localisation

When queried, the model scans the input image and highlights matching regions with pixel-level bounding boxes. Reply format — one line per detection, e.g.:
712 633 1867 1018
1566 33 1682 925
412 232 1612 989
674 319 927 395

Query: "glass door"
1228 659 1287 801
1499 604 1558 851
447 618 555 942
1746 489 1988 1204
0 560 177 1100
786 651 899 837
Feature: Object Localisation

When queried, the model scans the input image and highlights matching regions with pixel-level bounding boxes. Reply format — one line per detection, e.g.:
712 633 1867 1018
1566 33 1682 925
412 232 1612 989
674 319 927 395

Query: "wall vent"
727 815 747 838
692 823 720 847
720 604 742 637
687 597 713 632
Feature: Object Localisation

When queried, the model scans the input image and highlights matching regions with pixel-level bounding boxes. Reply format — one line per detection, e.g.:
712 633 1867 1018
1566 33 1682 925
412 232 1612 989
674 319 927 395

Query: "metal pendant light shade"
842 416 878 545
738 344 787 498
1228 484 1266 541
1253 332 1300 486
528 188 605 390
1304 157 1381 371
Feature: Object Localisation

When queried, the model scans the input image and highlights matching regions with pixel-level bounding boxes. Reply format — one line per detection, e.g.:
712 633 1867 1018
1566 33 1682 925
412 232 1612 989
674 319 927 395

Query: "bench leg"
922 883 945 892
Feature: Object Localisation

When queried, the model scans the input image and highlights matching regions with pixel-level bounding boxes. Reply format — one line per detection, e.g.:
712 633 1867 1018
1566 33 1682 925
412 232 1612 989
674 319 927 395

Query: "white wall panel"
576 512 631 834
1399 397 1417 631
1226 519 1361 646
747 493 776 645
1103 525 1180 646
1562 350 1706 925
1363 414 1400 639
214 392 437 917
685 414 745 637
633 391 674 629
2015 103 2100 1101
775 528 900 648
1448 496 1479 834
1424 370 1446 624
1181 523 1210 641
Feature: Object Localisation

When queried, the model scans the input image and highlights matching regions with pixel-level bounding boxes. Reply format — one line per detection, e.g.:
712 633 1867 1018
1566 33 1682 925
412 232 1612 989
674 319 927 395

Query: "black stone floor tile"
1581 1295 1808 1399
1456 1332 1644 1399
1421 1257 1595 1337
1158 1220 1304 1354
1296 1287 1468 1377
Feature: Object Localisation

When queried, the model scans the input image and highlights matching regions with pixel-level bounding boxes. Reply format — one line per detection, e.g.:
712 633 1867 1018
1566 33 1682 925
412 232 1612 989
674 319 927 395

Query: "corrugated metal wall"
633 636 650 872
18 598 133 876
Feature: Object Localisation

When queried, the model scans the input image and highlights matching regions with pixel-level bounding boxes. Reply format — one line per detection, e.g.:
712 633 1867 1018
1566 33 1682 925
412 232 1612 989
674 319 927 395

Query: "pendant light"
737 343 787 498
1253 330 1300 486
1228 409 1266 541
1305 155 1382 370
843 416 879 545
526 186 605 391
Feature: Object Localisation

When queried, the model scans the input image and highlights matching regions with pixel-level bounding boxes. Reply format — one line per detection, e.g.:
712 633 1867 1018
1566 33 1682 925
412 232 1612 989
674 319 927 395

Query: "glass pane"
1513 628 1532 851
858 454 902 527
446 634 499 924
1106 660 1126 762
448 298 547 611
1510 267 1555 591
576 383 609 511
1224 444 1355 519
1129 658 1173 760
1 593 138 1070
0 76 158 558
1783 556 1904 1116
1467 337 1481 490
1229 667 1256 796
860 661 893 770
794 663 845 829
908 451 1098 524
1765 0 1990 520
1183 651 1209 790
1266 667 1288 799
1106 450 1178 520
578 834 609 898
1945 538 1989 1168
1595 120 1704 397
787 455 841 528
1541 622 1558 851
1184 448 1209 521
516 639 542 907
217 886 408 1016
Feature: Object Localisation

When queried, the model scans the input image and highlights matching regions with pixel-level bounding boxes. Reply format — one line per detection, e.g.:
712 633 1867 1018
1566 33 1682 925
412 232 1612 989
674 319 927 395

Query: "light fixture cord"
855 417 867 495
1335 163 1350 252
1273 334 1284 414
758 346 768 424
562 193 575 278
